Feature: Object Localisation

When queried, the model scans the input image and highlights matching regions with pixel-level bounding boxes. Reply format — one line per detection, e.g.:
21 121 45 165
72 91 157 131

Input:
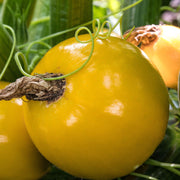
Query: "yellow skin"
141 25 180 89
25 35 169 179
0 81 50 180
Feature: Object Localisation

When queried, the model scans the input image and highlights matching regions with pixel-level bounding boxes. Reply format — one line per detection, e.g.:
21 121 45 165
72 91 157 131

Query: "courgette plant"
0 0 180 179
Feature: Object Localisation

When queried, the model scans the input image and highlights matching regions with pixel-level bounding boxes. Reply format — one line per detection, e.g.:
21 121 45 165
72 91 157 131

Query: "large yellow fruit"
24 35 169 179
0 81 50 180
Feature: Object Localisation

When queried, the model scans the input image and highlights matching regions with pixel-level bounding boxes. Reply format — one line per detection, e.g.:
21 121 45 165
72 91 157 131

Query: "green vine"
40 27 95 81
160 5 180 13
13 0 143 81
0 25 16 80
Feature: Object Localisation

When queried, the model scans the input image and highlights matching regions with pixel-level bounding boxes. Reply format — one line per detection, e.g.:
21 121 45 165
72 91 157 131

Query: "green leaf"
0 0 36 45
27 0 50 65
129 125 180 179
122 0 162 33
0 23 22 82
28 0 50 43
50 0 93 46
93 3 107 23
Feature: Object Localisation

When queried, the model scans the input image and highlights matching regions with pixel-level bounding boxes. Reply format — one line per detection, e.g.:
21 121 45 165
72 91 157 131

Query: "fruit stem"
0 73 65 103
123 25 161 47
130 172 158 180
145 159 180 176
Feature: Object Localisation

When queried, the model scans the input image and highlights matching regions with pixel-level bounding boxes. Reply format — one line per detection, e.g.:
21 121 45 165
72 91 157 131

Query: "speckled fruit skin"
24 35 169 179
0 81 50 180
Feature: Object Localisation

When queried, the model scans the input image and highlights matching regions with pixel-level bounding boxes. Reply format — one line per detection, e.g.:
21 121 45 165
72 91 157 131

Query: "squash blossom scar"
0 73 66 104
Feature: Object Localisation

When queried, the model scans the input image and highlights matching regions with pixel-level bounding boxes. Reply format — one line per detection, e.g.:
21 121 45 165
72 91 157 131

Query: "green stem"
130 172 159 180
15 27 95 81
163 166 180 176
98 20 112 39
92 18 101 38
18 0 143 49
120 0 143 13
124 26 135 40
169 96 178 110
146 159 180 169
146 159 180 176
43 27 95 81
25 41 51 62
1 0 36 45
160 6 180 12
0 25 16 80
30 16 50 27
27 49 47 56
11 0 143 82
14 52 33 77
18 20 93 49
28 55 41 73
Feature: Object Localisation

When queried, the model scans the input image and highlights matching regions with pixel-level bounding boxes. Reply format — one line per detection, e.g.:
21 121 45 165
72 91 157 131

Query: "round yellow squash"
24 35 169 179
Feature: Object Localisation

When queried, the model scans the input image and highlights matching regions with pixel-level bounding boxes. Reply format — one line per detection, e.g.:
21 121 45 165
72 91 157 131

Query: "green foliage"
50 0 93 46
27 0 50 65
1 0 36 44
122 0 162 33
93 3 107 23
0 23 22 81
28 0 50 43
130 125 180 180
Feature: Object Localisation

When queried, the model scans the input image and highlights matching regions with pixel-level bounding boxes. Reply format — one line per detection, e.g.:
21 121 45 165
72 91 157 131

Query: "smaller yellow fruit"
0 81 50 180
124 24 180 89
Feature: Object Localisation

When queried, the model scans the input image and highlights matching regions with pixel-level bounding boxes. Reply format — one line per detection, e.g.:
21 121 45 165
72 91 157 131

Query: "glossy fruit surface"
25 35 169 179
0 81 50 180
99 28 120 37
